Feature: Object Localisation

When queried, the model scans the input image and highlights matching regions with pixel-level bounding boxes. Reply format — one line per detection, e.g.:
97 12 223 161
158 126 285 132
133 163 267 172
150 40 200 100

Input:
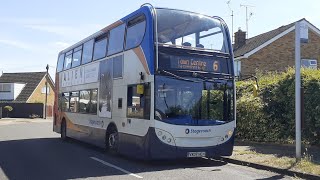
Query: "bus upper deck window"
64 50 73 70
125 15 146 50
72 45 82 67
108 24 126 56
82 39 94 64
93 34 108 61
57 53 65 72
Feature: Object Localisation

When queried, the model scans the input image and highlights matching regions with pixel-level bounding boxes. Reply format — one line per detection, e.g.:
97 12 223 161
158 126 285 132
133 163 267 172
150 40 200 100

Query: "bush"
3 106 13 117
236 68 320 145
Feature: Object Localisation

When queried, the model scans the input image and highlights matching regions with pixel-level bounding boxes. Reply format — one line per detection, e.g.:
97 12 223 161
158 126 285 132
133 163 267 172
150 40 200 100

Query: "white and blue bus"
53 4 236 159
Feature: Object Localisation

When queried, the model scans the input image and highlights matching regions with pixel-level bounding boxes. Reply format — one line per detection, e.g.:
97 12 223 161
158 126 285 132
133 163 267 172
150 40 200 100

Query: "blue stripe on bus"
160 116 227 126
120 6 155 75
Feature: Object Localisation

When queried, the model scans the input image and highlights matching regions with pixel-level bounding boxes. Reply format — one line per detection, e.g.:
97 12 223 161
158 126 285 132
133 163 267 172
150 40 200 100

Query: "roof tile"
0 72 46 102
234 22 295 58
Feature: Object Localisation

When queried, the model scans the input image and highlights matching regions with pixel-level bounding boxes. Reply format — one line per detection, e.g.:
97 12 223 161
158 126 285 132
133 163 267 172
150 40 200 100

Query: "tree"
3 106 13 118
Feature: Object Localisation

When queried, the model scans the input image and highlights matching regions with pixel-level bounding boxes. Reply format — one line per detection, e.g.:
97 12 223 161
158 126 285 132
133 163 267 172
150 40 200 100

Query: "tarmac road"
0 119 294 180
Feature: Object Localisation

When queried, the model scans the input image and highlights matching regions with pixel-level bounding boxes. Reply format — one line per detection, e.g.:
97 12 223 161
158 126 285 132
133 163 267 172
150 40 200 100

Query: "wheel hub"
109 133 116 148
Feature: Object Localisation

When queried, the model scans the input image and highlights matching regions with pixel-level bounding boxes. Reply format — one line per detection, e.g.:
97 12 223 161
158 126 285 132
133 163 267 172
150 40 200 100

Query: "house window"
127 83 150 119
0 84 11 92
234 60 241 76
301 59 317 69
41 87 50 94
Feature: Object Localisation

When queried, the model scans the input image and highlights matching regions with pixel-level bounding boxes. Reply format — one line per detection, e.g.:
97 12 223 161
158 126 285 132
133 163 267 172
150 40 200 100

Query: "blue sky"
0 0 319 78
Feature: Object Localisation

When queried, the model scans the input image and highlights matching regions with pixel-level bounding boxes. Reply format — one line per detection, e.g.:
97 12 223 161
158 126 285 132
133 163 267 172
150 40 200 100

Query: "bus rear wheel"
106 125 118 153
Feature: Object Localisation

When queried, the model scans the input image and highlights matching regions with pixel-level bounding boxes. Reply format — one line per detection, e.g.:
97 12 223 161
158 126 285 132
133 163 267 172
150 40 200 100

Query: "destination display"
158 52 230 74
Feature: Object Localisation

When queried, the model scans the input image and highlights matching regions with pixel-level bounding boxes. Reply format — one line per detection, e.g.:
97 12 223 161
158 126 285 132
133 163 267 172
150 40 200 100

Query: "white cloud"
0 17 104 41
25 25 76 36
0 39 33 50
0 17 58 25
25 24 105 40
53 41 71 49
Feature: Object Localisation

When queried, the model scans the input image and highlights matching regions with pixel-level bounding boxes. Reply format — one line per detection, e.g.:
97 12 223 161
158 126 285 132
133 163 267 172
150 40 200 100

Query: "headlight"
162 135 166 140
155 128 176 146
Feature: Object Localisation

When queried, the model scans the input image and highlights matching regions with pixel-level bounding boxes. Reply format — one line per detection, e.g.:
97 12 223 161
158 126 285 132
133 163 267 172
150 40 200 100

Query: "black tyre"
106 125 118 153
61 120 68 141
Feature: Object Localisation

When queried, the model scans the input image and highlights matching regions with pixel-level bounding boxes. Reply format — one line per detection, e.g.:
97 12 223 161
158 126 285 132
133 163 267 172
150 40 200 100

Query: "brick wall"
27 77 55 105
241 29 320 76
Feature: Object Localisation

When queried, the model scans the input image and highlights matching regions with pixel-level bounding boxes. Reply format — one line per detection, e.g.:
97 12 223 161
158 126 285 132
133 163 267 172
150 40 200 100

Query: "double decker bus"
53 4 235 159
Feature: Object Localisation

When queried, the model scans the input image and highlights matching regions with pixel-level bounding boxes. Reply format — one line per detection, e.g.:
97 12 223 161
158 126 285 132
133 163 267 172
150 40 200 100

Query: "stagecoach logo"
185 128 211 134
89 119 104 128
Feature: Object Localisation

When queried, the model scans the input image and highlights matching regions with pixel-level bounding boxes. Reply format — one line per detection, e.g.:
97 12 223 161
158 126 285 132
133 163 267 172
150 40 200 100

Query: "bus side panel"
67 124 106 148
60 113 107 148
118 132 149 159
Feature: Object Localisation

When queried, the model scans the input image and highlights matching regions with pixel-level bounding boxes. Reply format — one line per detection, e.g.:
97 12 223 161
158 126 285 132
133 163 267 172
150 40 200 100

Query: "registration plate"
187 152 206 157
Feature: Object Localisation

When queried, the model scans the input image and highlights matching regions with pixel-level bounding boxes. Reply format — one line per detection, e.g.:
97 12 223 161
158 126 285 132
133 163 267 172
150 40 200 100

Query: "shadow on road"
0 137 227 180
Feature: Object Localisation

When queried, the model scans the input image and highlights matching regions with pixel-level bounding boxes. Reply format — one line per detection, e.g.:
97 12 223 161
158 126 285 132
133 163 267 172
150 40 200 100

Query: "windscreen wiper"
176 70 234 80
177 69 232 76
160 70 201 83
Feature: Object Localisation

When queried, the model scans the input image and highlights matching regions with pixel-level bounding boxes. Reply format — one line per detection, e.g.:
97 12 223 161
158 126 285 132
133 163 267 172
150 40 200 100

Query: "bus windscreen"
156 8 230 53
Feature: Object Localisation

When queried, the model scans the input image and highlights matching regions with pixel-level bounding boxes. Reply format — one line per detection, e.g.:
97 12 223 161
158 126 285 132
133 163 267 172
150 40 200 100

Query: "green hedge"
236 68 320 145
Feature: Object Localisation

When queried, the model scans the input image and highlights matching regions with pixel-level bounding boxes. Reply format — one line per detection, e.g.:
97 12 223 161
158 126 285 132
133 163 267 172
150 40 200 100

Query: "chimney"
234 28 246 49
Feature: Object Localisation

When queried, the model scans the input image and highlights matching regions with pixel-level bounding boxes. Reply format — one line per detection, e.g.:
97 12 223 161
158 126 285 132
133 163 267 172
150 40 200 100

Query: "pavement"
0 118 296 180
224 141 320 179
234 141 320 164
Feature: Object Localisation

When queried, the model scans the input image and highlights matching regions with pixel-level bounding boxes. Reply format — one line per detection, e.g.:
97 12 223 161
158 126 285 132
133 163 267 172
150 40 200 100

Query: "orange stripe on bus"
61 112 88 134
101 20 123 32
133 46 150 75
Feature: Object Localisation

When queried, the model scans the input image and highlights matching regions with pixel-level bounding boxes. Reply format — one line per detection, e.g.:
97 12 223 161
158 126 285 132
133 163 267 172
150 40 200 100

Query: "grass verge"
232 149 320 176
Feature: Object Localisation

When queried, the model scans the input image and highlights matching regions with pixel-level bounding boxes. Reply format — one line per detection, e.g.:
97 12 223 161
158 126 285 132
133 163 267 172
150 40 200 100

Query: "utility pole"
45 64 49 119
295 22 301 161
240 4 254 39
295 21 308 161
227 0 234 43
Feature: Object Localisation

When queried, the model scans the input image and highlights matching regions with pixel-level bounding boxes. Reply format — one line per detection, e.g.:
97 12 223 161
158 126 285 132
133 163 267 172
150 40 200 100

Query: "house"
0 72 55 118
233 18 320 77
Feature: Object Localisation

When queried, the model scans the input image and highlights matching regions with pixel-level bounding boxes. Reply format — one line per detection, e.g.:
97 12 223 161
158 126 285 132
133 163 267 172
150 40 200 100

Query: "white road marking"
90 157 143 179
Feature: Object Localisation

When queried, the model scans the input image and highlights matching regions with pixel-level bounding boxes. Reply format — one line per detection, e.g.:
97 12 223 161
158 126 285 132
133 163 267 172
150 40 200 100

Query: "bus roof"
57 5 227 56
58 5 153 56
